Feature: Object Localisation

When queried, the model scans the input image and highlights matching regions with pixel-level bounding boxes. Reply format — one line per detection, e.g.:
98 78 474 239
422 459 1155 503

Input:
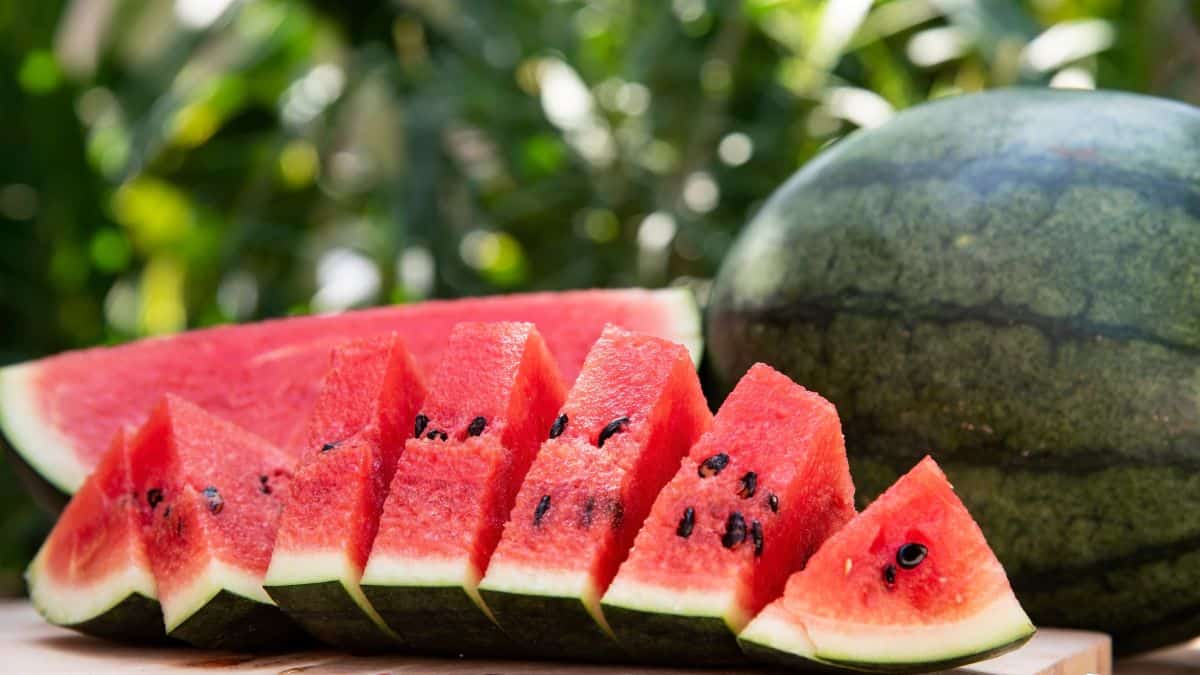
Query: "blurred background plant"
1 0 1198 592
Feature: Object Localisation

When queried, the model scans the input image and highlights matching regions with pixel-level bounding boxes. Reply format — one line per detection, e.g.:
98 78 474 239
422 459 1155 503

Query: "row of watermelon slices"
24 316 1034 672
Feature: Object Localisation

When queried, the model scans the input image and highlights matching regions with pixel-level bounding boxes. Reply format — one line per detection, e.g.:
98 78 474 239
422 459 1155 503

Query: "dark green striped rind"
265 580 401 651
362 584 519 657
707 88 1200 654
168 590 308 651
602 603 746 666
738 631 1033 674
479 588 627 663
57 592 171 645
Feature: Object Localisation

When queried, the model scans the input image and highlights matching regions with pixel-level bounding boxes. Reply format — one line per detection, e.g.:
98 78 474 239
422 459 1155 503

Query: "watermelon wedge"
738 457 1035 673
25 428 165 643
479 325 712 662
0 289 700 499
128 396 305 650
601 363 856 664
264 334 425 650
359 322 566 655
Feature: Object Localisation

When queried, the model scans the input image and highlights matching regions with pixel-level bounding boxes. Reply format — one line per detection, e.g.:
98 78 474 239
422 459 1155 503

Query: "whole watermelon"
707 87 1200 654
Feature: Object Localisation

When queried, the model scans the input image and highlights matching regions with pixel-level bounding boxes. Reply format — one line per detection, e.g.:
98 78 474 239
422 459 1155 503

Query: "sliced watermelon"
264 334 425 650
738 456 1036 673
359 322 566 655
0 289 700 499
601 363 856 664
128 396 305 650
479 325 712 662
25 429 165 643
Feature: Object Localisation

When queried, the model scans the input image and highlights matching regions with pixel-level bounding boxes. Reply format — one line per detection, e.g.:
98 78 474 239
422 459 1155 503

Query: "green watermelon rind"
25 549 167 644
162 558 305 650
0 363 84 496
736 594 1036 674
599 578 749 665
263 550 402 650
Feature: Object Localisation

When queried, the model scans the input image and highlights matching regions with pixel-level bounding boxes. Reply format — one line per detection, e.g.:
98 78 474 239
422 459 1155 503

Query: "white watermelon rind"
360 552 492 618
0 362 87 495
162 558 277 633
25 546 158 629
600 574 749 633
737 593 1036 673
656 287 704 368
263 549 400 641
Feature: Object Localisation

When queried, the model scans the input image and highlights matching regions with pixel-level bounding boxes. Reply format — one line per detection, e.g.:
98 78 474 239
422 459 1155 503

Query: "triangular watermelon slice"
738 456 1036 673
479 325 712 662
25 428 165 643
264 334 426 650
0 289 699 500
128 396 305 650
360 322 567 655
601 363 856 664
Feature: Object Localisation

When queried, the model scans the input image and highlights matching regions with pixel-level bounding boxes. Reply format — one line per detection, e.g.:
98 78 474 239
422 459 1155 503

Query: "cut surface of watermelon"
738 456 1035 673
128 396 304 650
0 288 700 497
360 322 566 655
25 429 165 643
601 363 856 664
264 334 425 649
479 325 711 662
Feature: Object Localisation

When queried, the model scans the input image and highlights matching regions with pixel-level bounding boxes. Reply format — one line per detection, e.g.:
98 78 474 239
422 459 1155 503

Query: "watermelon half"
738 456 1035 673
264 334 425 650
360 322 566 656
0 289 700 500
601 363 856 664
479 325 712 662
25 429 165 643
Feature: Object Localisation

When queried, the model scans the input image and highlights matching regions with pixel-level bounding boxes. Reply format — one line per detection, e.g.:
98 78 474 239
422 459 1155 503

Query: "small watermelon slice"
738 456 1036 673
360 322 566 655
0 289 699 501
129 396 305 650
479 325 712 662
264 334 425 649
601 363 856 664
25 428 165 643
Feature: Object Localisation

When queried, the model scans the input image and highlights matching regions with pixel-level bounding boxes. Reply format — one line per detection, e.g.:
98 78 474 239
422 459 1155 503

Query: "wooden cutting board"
0 600 1110 674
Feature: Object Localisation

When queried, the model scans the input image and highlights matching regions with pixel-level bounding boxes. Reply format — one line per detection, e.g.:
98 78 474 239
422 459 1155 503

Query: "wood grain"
0 600 1111 674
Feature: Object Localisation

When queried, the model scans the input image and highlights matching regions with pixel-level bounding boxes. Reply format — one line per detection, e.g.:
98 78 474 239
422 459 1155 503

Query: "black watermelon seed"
737 471 757 499
426 429 437 440
440 431 448 441
751 520 763 557
259 475 271 495
163 506 172 520
549 414 568 439
426 429 448 441
468 416 487 437
414 414 429 438
676 507 695 538
203 486 224 514
883 564 897 587
320 442 338 453
146 488 164 509
767 494 779 513
580 497 596 528
721 512 747 549
534 495 552 527
897 542 928 569
699 453 730 478
597 417 630 448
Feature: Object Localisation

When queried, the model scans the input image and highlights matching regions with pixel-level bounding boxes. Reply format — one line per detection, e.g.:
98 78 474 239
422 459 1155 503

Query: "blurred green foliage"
1 0 1199 592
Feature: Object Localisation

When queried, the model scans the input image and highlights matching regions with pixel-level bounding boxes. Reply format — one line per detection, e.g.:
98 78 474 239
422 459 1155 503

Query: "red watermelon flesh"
0 288 700 495
360 322 566 654
26 428 164 643
128 395 304 650
264 334 425 648
738 457 1035 672
478 325 712 661
601 363 856 664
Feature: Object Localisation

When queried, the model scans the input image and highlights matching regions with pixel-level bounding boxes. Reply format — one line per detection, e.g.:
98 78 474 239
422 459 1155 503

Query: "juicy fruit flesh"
604 363 856 630
128 396 293 629
483 326 712 602
5 288 699 494
740 456 1035 668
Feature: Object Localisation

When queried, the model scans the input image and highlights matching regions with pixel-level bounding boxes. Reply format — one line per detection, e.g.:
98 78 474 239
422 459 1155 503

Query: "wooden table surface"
0 600 1129 674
